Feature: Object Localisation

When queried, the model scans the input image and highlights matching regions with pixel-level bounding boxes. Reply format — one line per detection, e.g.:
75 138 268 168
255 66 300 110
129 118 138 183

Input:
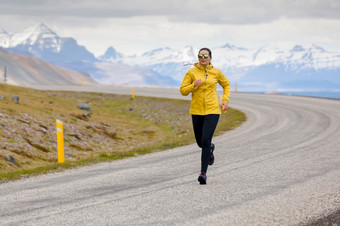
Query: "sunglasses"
198 54 210 59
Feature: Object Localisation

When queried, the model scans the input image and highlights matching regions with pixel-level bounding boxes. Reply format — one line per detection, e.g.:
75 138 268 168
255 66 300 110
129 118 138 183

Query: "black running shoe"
209 143 215 165
198 172 207 184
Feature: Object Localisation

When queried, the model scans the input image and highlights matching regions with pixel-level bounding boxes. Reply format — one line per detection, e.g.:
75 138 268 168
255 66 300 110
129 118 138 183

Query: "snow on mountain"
0 23 96 63
98 46 123 62
248 44 340 70
8 23 59 48
214 43 340 70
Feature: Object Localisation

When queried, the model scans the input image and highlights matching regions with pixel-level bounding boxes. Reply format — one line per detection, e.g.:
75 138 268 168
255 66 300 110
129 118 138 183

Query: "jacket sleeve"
218 70 231 103
180 71 198 96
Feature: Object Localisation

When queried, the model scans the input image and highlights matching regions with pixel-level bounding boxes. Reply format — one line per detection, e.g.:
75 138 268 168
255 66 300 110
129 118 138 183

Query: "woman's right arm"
180 72 197 96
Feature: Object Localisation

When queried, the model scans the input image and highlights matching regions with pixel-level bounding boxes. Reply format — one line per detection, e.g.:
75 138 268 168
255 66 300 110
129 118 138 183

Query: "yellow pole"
132 88 135 99
81 80 84 86
235 82 237 93
56 119 65 163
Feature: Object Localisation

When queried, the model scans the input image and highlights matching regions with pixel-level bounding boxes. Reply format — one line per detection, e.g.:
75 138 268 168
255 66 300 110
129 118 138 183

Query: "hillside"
0 48 97 86
0 84 246 180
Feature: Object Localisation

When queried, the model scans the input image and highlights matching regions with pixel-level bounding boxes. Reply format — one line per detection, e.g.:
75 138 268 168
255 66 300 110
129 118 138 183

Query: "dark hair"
199 48 212 57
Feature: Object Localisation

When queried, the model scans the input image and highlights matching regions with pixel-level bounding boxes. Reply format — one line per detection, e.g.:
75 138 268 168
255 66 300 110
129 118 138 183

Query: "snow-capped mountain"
1 23 339 91
1 23 96 63
98 46 123 62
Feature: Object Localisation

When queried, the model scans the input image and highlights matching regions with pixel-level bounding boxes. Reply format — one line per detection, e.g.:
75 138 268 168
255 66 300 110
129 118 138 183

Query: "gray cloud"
1 0 339 24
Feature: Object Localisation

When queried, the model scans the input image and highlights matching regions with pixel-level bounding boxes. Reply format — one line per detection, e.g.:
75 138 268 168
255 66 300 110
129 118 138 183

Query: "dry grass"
0 83 246 181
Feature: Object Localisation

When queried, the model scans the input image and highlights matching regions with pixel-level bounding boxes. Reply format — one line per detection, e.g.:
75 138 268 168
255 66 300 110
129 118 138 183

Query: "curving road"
1 85 340 225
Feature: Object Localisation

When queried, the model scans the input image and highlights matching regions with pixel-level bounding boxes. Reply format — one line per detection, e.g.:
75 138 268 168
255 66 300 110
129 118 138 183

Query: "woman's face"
198 50 211 66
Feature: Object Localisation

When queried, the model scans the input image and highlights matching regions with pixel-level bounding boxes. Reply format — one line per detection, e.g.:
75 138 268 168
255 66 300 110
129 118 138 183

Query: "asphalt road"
1 85 340 225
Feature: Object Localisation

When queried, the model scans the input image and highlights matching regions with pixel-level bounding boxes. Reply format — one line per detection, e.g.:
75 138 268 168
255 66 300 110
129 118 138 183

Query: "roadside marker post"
56 119 65 163
132 88 135 99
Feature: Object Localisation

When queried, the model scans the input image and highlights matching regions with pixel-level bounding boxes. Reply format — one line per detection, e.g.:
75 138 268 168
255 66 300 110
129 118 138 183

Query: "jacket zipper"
203 69 208 115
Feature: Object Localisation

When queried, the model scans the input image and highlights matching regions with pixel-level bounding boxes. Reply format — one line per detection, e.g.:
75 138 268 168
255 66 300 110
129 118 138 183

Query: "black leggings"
192 114 220 173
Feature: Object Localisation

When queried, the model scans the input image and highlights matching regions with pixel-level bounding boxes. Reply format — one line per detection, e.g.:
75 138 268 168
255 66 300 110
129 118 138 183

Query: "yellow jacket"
180 62 231 115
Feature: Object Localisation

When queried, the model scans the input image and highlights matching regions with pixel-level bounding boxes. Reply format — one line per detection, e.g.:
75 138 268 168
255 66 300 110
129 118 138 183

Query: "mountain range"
1 23 340 91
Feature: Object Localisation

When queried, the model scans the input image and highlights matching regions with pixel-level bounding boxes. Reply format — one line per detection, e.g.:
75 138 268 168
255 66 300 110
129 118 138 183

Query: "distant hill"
0 48 97 86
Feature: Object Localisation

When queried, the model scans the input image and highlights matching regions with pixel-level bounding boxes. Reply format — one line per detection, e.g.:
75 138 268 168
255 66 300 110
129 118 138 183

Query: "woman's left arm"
218 70 231 103
218 70 231 112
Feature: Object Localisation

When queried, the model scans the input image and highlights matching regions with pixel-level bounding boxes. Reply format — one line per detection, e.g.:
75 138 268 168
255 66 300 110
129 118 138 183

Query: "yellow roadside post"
235 82 237 93
132 88 135 99
56 119 65 163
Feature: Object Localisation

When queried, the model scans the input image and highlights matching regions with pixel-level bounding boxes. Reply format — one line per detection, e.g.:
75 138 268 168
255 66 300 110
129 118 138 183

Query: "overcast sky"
0 0 339 56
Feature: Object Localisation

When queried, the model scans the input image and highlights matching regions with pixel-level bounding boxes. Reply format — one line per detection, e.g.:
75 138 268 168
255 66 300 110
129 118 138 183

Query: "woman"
180 47 231 185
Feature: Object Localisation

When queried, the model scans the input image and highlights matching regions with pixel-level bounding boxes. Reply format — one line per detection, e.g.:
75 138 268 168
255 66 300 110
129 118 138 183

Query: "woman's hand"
194 79 203 87
221 102 228 113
